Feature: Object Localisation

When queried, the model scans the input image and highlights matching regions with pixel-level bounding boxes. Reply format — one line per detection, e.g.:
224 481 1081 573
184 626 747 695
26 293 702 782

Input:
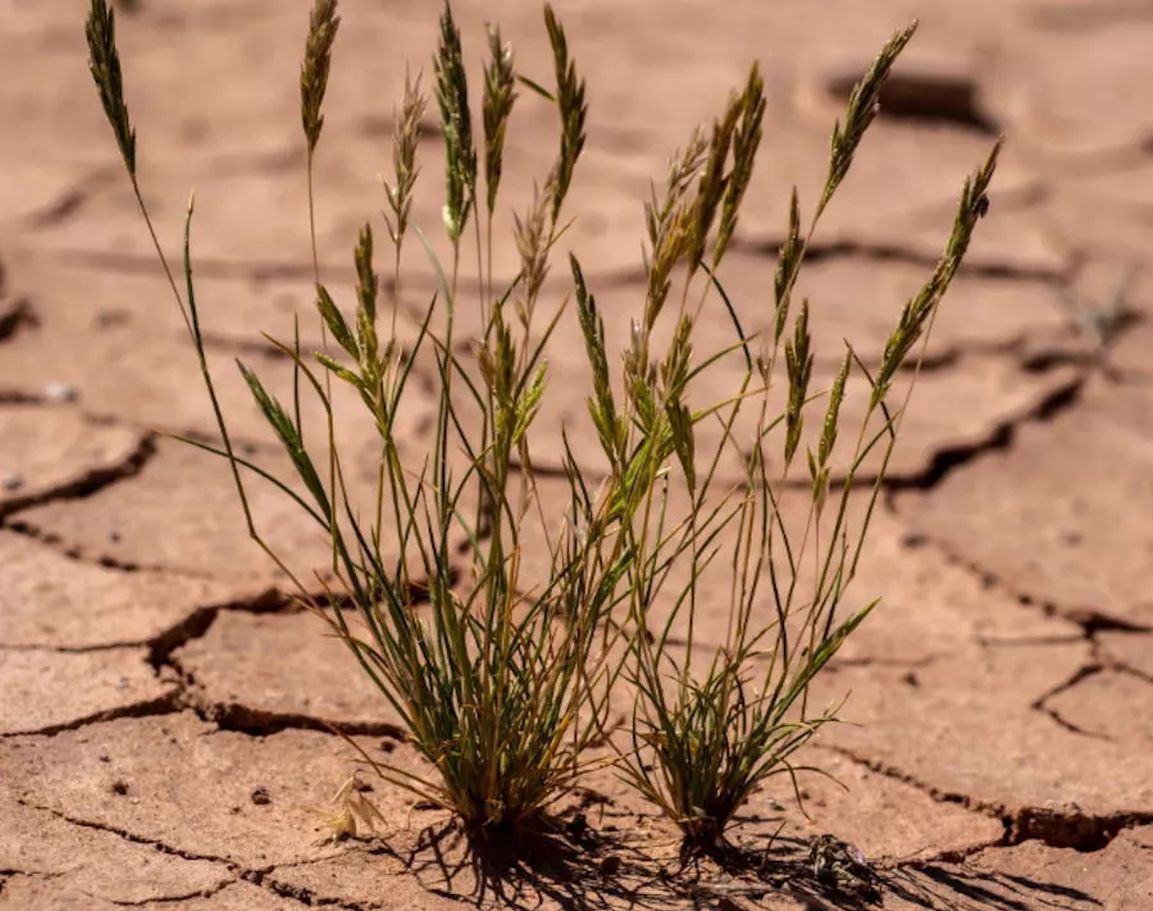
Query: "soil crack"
78 877 238 907
13 802 318 908
0 296 35 343
885 367 1086 492
823 744 1153 852
248 871 382 911
1030 664 1114 741
176 689 406 740
0 430 157 521
901 530 1152 635
1 691 183 739
16 801 239 867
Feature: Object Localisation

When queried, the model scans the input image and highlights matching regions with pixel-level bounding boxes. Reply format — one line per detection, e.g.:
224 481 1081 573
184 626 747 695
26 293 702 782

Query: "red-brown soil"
2 1 1152 908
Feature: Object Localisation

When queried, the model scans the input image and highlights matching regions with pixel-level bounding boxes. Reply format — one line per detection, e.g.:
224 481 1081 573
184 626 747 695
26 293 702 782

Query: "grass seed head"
483 24 518 216
644 131 709 329
572 256 623 467
86 0 136 177
773 188 803 344
385 71 427 247
513 184 553 319
713 63 766 266
783 299 813 466
301 0 341 153
544 5 587 222
687 96 740 274
435 1 478 240
822 20 917 213
873 138 1001 408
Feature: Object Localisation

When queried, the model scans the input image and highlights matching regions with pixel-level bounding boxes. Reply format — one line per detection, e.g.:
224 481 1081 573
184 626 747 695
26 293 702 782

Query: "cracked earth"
2 0 1153 908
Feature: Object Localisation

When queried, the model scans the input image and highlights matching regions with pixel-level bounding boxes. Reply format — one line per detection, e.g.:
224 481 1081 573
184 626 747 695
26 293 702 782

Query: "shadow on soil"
369 820 1105 911
881 864 1102 911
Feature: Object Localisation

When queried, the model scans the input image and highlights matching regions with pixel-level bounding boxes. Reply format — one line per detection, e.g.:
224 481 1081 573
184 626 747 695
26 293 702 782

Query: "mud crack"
905 530 1152 635
1 691 184 739
0 296 35 343
824 744 1153 852
174 686 406 740
886 367 1086 492
15 802 317 908
1030 664 1114 741
0 429 157 521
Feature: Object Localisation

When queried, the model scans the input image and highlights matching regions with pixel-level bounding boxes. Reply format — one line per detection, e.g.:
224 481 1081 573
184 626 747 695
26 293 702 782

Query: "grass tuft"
86 0 997 858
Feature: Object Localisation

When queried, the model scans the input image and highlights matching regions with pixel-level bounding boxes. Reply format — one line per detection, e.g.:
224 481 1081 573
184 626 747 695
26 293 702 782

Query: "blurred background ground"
1 0 1152 908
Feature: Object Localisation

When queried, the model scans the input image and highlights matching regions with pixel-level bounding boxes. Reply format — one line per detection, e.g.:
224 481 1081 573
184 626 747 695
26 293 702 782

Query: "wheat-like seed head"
643 132 709 329
713 64 765 266
435 1 477 241
483 24 517 217
301 0 340 153
86 0 136 177
686 96 740 275
823 20 917 213
544 5 587 223
872 138 1001 407
513 185 553 322
773 188 803 347
385 71 427 248
783 299 813 467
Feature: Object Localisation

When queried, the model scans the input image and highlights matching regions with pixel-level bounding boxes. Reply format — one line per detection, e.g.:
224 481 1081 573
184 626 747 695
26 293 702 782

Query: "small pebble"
43 382 78 403
1 474 23 492
598 855 621 876
250 786 272 806
110 780 129 796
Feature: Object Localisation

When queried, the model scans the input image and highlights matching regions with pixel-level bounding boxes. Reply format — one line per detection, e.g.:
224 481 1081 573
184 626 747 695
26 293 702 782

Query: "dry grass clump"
86 0 997 855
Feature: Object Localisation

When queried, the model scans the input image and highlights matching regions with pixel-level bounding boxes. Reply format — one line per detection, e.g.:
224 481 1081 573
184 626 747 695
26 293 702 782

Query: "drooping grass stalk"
85 0 327 600
86 0 184 336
